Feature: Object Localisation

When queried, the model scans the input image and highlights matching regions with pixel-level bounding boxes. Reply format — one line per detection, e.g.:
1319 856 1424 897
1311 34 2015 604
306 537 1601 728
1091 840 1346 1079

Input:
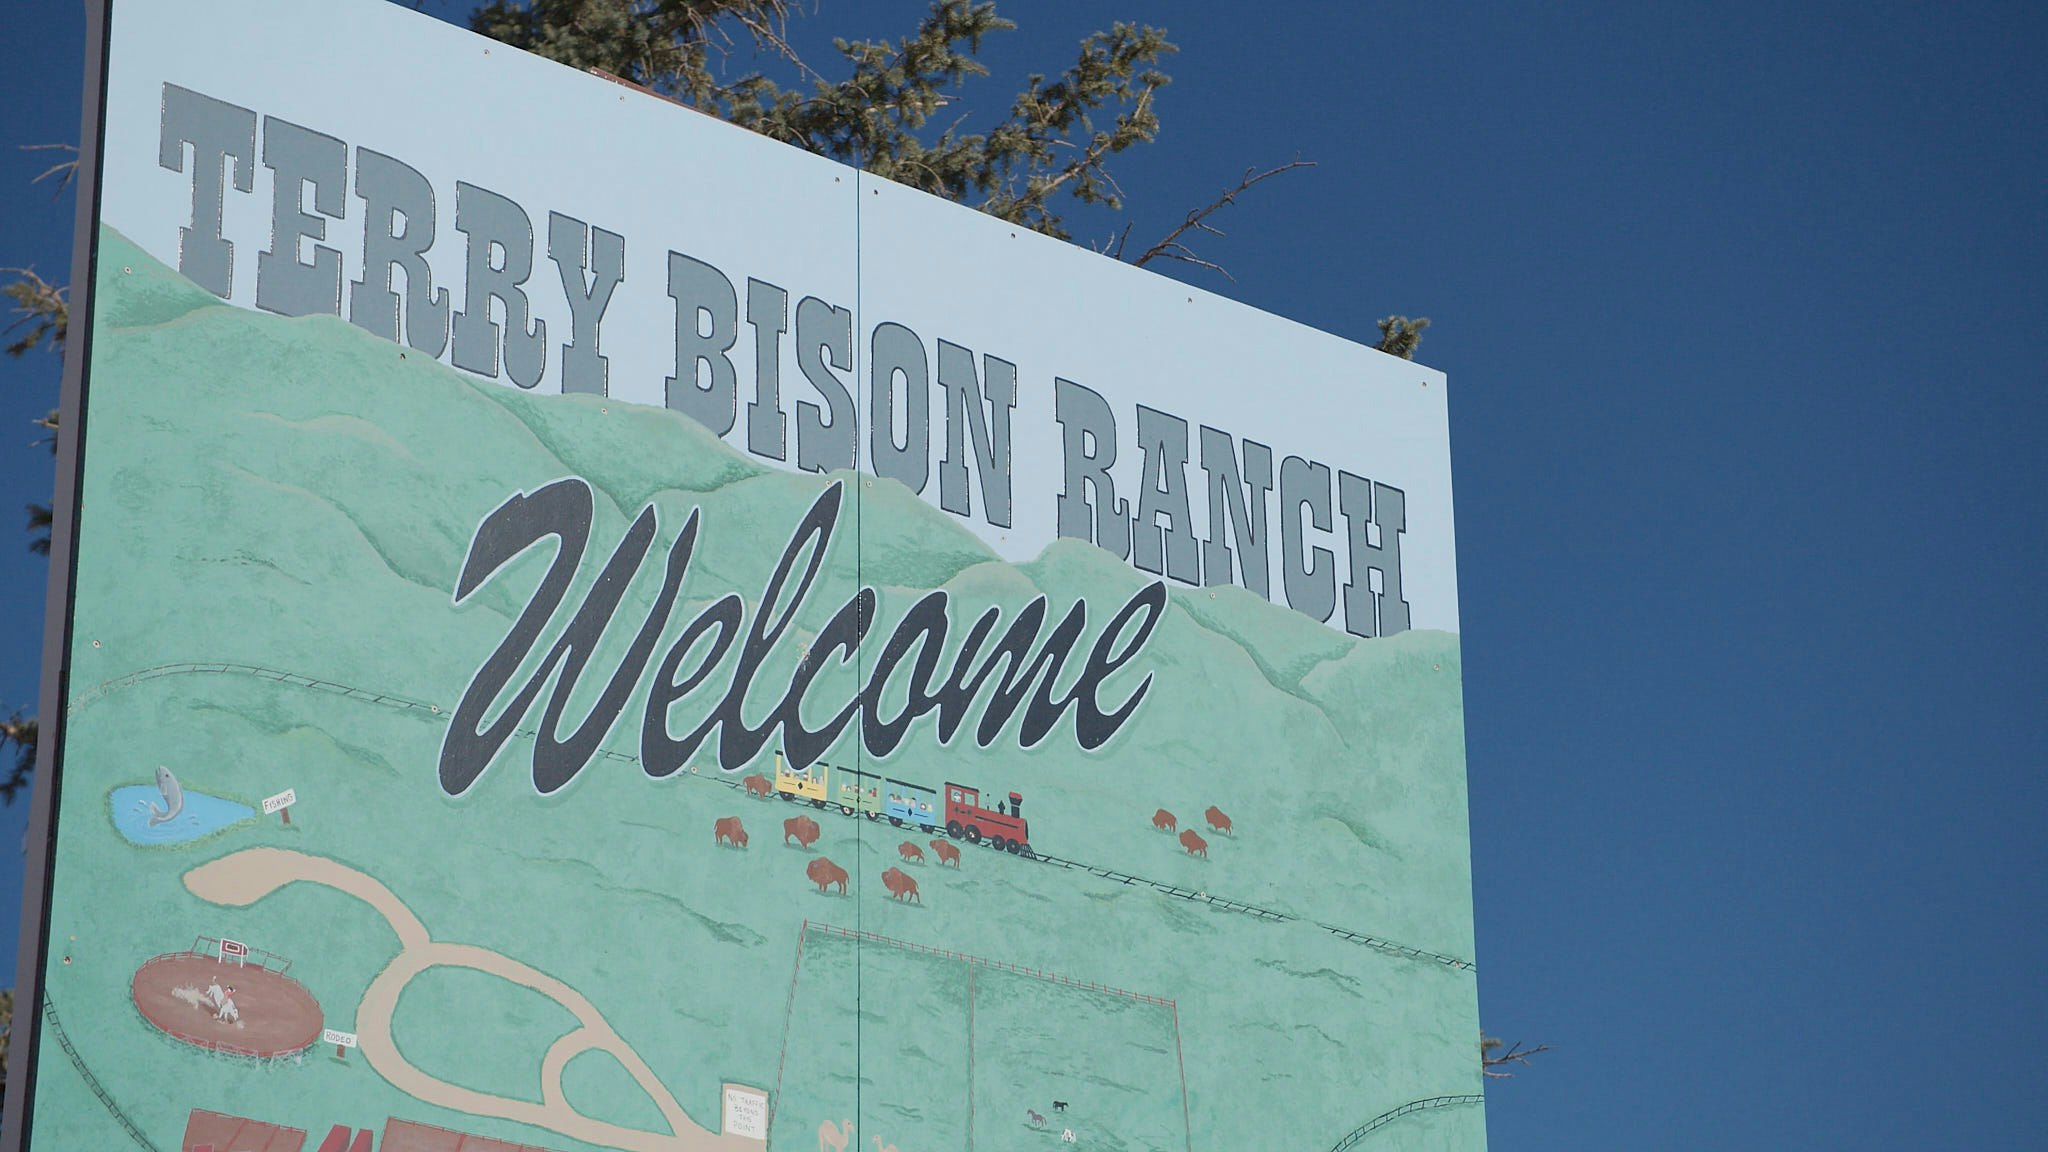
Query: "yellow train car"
773 753 829 807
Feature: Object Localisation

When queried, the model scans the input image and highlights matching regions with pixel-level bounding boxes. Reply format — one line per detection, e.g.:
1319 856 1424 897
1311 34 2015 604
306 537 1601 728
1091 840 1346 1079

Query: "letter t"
157 84 258 299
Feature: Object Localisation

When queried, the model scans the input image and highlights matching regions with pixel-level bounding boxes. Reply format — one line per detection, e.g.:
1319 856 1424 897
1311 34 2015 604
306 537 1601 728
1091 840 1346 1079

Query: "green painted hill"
30 227 1484 1152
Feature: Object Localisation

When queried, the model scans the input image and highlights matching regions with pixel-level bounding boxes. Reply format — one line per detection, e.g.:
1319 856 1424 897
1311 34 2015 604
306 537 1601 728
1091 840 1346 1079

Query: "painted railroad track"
40 995 165 1152
1328 1094 1486 1150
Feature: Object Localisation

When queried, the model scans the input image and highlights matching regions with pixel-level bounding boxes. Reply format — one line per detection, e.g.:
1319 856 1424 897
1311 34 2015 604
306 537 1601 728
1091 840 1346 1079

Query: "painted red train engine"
943 783 1032 856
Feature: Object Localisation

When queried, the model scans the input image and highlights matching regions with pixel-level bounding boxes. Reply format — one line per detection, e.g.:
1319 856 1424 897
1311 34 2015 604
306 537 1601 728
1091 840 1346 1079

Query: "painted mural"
26 229 1482 1151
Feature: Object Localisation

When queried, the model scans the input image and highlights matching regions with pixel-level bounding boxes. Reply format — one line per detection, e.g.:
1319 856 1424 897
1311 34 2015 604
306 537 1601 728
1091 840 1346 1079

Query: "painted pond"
109 784 255 846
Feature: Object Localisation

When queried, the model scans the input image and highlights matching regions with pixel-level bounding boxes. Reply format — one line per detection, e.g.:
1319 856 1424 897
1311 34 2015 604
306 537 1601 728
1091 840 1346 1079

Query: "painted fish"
147 765 183 826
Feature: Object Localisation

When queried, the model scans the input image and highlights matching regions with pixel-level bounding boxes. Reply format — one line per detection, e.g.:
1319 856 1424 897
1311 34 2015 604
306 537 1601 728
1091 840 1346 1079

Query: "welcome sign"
9 1 1485 1149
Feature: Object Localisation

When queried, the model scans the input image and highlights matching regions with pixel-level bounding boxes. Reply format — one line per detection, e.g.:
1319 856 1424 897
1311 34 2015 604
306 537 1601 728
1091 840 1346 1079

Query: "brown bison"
742 773 774 799
806 856 849 895
929 839 961 867
898 841 925 863
713 816 747 849
881 866 922 904
1152 808 1177 833
1204 805 1233 836
784 814 821 848
1179 829 1208 858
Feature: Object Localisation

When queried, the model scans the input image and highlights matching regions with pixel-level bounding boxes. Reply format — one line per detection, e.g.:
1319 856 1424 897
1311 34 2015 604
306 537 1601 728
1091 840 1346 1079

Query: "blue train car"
884 778 940 830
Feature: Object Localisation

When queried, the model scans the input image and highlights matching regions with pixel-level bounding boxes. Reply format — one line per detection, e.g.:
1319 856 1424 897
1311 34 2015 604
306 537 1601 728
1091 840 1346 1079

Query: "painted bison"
806 856 849 895
1179 829 1208 857
713 816 747 848
881 866 922 904
1204 805 1233 836
929 839 961 867
743 773 773 798
784 814 821 848
898 841 925 863
1152 808 1177 833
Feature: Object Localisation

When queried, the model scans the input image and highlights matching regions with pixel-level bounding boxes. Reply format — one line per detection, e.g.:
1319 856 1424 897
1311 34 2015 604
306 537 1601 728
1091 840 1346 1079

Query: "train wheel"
864 811 880 821
1006 840 1024 855
840 805 856 816
989 836 1008 852
965 825 983 845
889 817 903 828
811 799 826 809
946 821 964 839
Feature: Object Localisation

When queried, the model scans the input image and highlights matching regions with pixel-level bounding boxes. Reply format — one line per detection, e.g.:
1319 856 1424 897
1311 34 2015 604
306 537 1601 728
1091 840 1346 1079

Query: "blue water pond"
110 784 255 846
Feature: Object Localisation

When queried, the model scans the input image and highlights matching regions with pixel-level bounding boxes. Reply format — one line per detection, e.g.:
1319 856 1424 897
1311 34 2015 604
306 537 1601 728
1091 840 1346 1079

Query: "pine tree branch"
1025 110 1141 210
1375 314 1431 360
25 503 51 556
2 267 68 358
0 712 36 804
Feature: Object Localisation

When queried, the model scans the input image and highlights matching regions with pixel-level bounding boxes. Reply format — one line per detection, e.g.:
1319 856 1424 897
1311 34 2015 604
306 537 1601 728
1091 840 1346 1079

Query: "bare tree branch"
1481 1036 1554 1079
22 143 78 196
1101 220 1135 259
1131 159 1314 276
726 6 829 86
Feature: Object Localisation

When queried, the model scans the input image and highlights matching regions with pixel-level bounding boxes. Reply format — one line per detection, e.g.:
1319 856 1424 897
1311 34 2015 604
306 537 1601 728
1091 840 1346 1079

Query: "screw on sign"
262 787 298 825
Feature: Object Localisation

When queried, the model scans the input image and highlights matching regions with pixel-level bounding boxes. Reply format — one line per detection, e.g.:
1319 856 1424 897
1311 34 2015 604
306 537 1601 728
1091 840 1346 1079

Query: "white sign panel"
721 1085 768 1141
261 788 296 814
96 0 1454 640
321 1028 358 1049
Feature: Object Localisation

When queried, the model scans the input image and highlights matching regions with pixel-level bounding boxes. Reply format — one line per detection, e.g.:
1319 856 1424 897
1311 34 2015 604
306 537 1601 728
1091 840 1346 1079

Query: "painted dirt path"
183 847 757 1152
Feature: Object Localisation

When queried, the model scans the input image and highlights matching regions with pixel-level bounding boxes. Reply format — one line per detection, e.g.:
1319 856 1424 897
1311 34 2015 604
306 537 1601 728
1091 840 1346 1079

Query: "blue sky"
3 1 2044 1148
